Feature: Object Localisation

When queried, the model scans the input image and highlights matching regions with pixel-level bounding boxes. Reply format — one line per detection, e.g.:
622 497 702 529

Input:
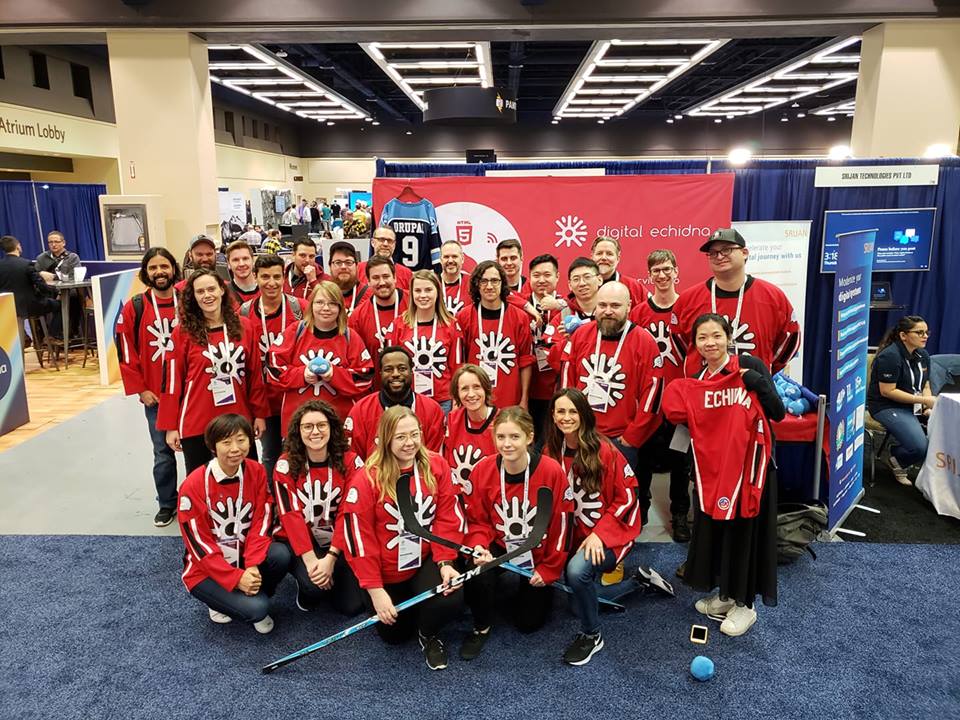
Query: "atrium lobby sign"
0 116 68 143
0 101 118 158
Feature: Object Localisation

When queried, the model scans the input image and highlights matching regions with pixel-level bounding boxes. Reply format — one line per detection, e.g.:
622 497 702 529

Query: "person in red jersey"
544 388 641 666
458 407 573 660
117 247 182 527
542 257 604 371
272 400 365 615
175 234 217 291
591 235 644 308
159 269 269 475
456 260 534 409
496 238 529 297
239 253 308 482
327 241 369 317
559 281 663 480
389 269 462 415
444 364 498 502
334 406 463 671
629 249 691 540
349 255 410 363
225 240 260 305
662 313 784 638
346 346 445 460
284 237 323 300
268 280 373 427
673 228 801 376
525 253 565 444
439 240 470 315
178 414 291 635
358 226 413 289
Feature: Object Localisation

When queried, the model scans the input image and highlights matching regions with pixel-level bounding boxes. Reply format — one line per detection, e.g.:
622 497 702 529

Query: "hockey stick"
396 481 625 612
261 486 554 674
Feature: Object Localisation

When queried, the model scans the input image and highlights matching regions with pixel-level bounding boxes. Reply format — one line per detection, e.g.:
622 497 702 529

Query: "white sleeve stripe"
178 378 192 438
259 503 271 536
726 476 743 521
453 498 466 535
556 511 567 552
120 335 130 364
642 376 661 413
352 514 365 557
690 438 705 513
190 517 215 554
614 486 634 518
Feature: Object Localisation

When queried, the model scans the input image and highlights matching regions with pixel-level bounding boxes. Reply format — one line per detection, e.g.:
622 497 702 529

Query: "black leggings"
282 543 365 616
181 433 259 476
366 561 463 644
465 555 553 633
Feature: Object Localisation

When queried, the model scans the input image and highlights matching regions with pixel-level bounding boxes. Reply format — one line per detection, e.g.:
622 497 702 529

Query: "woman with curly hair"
158 269 270 474
272 400 365 615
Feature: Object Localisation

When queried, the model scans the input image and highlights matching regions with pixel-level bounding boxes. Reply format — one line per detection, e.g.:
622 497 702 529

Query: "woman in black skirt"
662 313 785 637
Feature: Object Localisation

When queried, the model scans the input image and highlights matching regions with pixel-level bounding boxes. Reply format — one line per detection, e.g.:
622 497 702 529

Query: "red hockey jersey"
630 295 684 385
559 320 663 447
529 297 562 401
551 441 641 562
443 406 498 500
673 276 801 375
662 358 773 520
348 290 411 362
272 451 365 556
117 289 178 397
456 303 535 407
157 318 270 438
334 452 462 588
230 279 261 305
178 457 273 591
358 259 413 292
464 453 573 584
283 265 321 300
443 274 469 316
240 295 308 417
387 318 462 403
345 391 445 460
267 322 374 428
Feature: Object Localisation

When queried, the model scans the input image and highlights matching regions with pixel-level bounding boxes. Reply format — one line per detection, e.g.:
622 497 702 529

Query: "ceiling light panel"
361 42 494 112
553 39 727 121
810 98 856 117
207 43 369 122
685 37 861 118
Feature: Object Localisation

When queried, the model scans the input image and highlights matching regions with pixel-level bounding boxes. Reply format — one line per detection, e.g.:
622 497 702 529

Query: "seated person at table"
36 230 80 283
0 234 62 336
867 315 936 485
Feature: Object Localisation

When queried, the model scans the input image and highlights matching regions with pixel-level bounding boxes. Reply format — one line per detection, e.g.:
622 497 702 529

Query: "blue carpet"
1 537 957 720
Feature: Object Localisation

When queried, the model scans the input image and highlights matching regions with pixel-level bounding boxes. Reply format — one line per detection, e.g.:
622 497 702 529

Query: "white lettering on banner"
596 224 712 241
0 117 66 143
815 165 939 188
704 387 752 410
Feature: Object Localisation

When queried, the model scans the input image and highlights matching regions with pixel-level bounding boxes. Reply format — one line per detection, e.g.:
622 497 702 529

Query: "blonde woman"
334 406 463 670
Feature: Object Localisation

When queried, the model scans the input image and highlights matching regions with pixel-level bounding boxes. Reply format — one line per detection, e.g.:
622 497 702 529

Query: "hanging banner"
827 229 876 530
373 174 734 292
732 220 810 382
0 293 29 437
92 269 144 386
814 164 939 188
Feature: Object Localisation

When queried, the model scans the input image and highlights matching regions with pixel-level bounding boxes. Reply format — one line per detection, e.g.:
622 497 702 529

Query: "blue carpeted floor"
1 537 958 720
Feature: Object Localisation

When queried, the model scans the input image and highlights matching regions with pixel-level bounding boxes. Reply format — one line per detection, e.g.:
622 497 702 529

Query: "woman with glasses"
389 270 463 415
269 281 374 428
272 400 365 615
867 315 935 484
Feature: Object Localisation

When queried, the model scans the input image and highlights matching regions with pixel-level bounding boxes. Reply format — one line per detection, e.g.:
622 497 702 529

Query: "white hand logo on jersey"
297 476 342 527
579 352 627 407
570 481 603 528
723 316 757 355
209 496 253 566
298 349 342 396
451 444 484 495
375 321 396 347
445 295 465 315
203 338 246 390
406 336 448 377
647 320 679 368
384 493 436 550
495 495 536 541
258 330 284 362
476 331 516 373
146 317 175 362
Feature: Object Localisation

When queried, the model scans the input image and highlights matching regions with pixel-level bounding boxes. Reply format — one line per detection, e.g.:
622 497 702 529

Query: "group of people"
117 223 808 669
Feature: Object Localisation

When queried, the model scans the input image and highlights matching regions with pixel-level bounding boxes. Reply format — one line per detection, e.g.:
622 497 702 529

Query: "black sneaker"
563 632 604 666
154 507 176 527
419 634 448 670
460 627 491 661
671 514 691 543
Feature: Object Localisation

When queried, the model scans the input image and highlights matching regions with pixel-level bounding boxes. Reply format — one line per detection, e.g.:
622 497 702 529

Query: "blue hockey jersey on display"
378 197 442 273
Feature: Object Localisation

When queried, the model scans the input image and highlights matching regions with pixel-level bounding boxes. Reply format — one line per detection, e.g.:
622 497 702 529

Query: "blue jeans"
259 415 283 484
144 403 178 509
189 542 292 623
872 407 928 466
566 548 618 635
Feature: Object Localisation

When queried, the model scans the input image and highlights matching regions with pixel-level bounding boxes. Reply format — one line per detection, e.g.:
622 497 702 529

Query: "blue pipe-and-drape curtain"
0 181 106 261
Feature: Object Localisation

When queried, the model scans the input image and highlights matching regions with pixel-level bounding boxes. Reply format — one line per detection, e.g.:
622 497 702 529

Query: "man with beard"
116 247 183 527
328 241 369 317
440 240 470 315
175 234 218 292
345 346 444 460
349 256 409 363
358 227 413 290
591 236 644 307
284 237 323 300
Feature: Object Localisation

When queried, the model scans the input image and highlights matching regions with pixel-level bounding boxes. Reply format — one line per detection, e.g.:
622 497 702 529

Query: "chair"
864 353 890 485
19 315 60 371
81 304 97 368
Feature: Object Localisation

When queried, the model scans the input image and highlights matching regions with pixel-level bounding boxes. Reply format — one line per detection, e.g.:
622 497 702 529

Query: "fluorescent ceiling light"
553 38 728 122
828 144 853 159
727 147 753 165
810 98 856 117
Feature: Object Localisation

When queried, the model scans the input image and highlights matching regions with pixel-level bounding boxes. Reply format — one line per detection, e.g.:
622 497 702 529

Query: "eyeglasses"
478 278 502 286
907 330 930 337
705 246 738 259
300 422 329 433
649 267 676 276
394 431 422 444
313 300 340 309
330 259 356 268
569 274 599 285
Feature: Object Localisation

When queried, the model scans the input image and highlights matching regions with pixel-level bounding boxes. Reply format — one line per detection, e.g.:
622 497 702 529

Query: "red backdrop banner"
373 173 734 292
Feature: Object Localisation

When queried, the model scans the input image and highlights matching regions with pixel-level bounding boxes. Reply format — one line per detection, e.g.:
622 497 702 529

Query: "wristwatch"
437 561 453 569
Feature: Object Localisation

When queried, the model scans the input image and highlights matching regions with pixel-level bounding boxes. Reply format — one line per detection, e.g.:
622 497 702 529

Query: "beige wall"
32 156 122 194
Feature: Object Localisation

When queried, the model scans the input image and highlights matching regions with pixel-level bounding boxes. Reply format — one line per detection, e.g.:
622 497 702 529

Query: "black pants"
367 561 463 644
188 542 291 622
181 433 259 477
259 415 283 484
282 542 365 616
529 398 551 452
635 420 691 521
466 555 553 633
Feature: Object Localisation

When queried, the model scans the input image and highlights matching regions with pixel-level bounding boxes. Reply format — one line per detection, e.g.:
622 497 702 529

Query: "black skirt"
683 466 778 608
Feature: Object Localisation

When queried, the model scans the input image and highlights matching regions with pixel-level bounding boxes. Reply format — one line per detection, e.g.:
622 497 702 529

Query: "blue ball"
690 655 715 682
787 399 805 416
784 385 801 400
563 315 584 334
309 357 330 375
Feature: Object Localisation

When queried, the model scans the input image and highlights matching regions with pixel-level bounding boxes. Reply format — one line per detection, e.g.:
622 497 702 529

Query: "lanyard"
204 462 244 563
500 453 531 534
374 292 399 339
413 315 438 346
907 358 923 394
347 286 359 314
258 297 286 357
699 355 731 380
306 465 334 524
594 320 631 368
150 290 177 360
477 304 505 351
401 463 425 506
710 278 745 328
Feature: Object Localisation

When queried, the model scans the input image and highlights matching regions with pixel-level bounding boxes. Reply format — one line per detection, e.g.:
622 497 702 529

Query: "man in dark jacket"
0 235 61 332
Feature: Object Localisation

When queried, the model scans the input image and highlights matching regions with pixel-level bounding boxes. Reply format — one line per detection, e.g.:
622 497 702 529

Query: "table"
916 393 960 519
51 279 92 369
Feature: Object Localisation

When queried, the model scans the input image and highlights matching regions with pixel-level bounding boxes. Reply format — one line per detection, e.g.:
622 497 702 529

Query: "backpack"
115 293 147 354
239 295 305 323
776 503 828 563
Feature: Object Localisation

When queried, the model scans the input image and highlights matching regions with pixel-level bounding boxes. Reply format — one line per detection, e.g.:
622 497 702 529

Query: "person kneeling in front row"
177 414 291 634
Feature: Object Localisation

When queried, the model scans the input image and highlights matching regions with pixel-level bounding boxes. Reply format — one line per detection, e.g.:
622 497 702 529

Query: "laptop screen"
871 281 892 303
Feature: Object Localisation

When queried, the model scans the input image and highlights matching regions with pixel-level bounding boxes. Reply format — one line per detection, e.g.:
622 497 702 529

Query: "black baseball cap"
699 228 746 253
190 234 216 250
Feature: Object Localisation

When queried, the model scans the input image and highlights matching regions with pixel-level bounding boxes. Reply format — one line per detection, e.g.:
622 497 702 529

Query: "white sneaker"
720 605 757 637
695 594 736 617
253 615 275 635
887 456 912 486
208 608 233 624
